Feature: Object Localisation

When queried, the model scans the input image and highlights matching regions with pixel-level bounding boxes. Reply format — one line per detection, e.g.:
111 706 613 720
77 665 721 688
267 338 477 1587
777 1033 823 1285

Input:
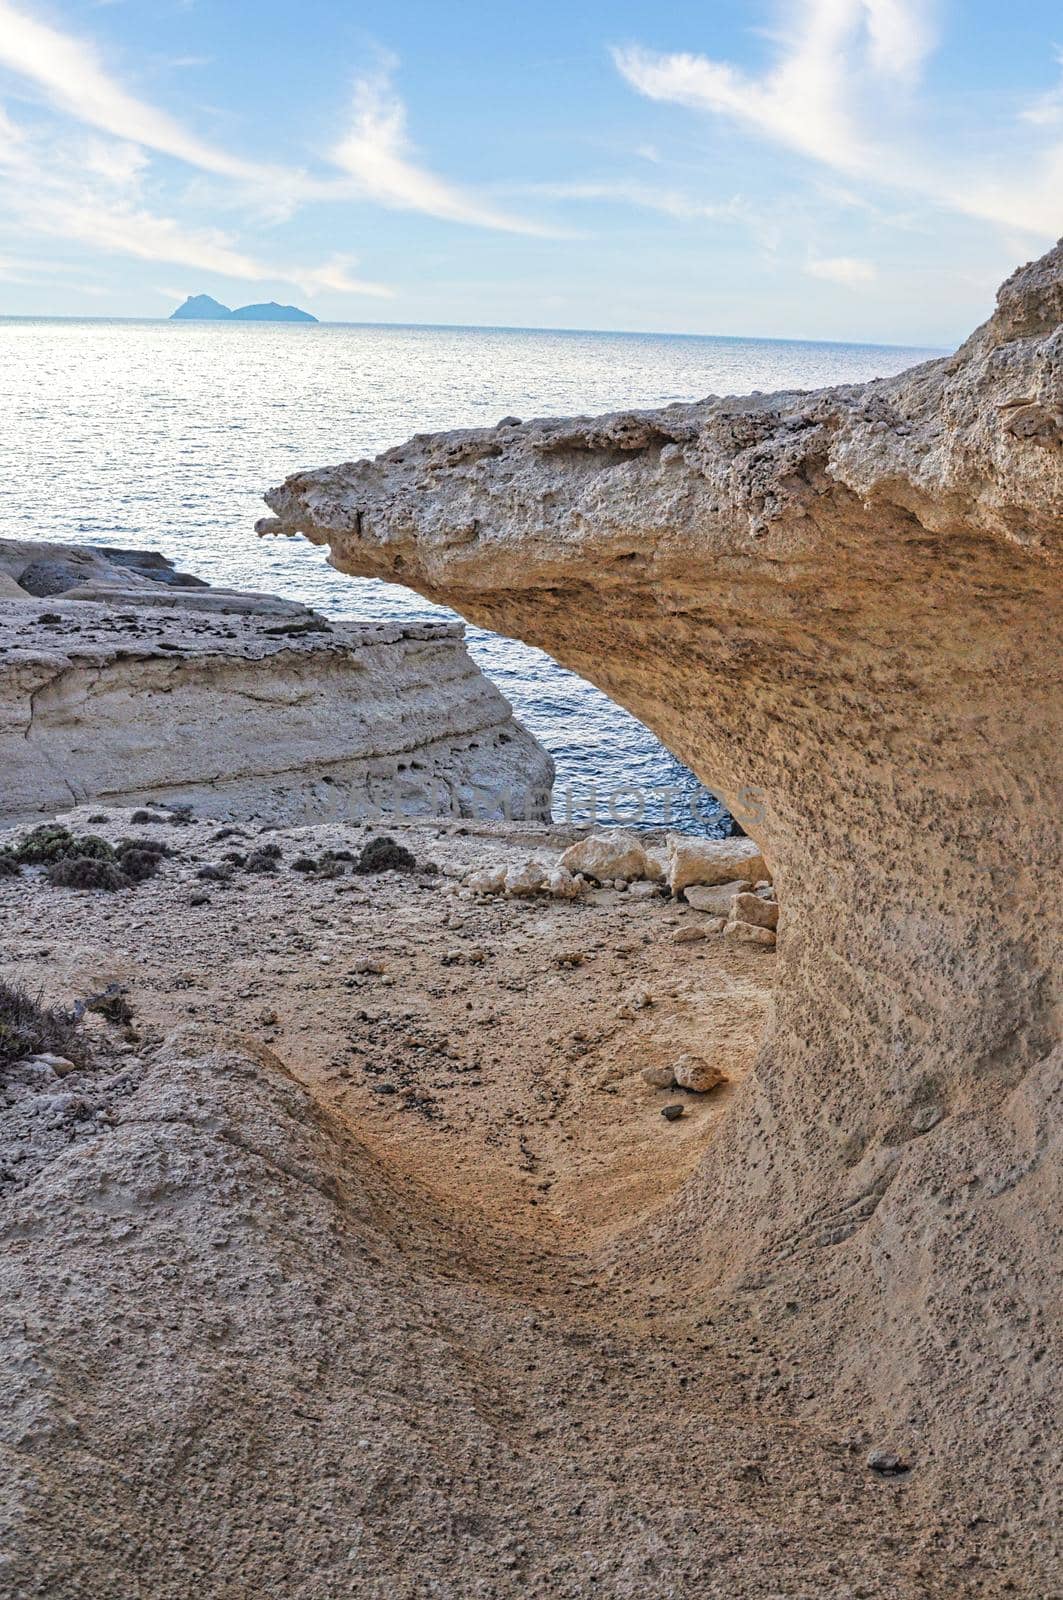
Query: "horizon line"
0 311 950 355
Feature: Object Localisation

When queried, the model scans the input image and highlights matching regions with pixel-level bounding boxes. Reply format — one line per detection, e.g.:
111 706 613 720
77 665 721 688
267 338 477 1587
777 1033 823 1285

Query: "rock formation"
0 545 553 825
261 245 1062 1509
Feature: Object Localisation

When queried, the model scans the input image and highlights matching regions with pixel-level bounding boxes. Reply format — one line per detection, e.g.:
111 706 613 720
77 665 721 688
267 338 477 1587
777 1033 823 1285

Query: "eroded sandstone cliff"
261 245 1062 1509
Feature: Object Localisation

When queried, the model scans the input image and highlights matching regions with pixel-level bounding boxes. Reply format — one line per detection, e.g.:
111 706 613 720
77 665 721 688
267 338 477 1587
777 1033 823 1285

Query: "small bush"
115 847 163 884
9 826 118 866
9 824 78 864
354 835 417 875
0 979 83 1069
246 842 282 874
47 856 129 891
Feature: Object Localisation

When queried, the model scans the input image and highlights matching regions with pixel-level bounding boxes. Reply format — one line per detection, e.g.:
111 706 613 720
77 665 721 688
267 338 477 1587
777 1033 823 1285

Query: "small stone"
661 1103 685 1121
731 891 779 930
556 950 585 967
351 958 385 975
673 924 711 943
641 1065 676 1088
626 881 660 901
724 920 777 946
673 1054 726 1093
912 1104 943 1133
867 1450 909 1476
189 892 211 906
30 1053 77 1077
630 989 654 1010
683 880 752 914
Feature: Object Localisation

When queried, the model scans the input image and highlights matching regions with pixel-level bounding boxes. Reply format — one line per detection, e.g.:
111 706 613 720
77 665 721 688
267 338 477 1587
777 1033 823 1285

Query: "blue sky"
0 0 1060 342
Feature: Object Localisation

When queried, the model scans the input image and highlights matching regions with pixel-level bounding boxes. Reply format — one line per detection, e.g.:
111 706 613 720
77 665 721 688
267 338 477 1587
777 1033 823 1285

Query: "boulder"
558 830 651 883
504 860 547 897
667 835 768 895
465 866 507 894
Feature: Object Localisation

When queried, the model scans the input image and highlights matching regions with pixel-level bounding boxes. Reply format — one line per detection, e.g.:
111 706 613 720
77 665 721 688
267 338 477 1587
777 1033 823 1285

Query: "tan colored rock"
259 242 1063 1522
724 920 776 947
504 860 547 896
683 879 753 914
667 836 768 895
465 866 507 894
641 1064 676 1088
559 830 650 883
545 866 586 899
731 892 779 930
672 1054 726 1093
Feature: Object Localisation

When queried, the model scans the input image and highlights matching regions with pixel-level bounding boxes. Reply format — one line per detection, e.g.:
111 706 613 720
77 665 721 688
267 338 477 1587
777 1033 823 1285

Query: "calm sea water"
0 316 939 829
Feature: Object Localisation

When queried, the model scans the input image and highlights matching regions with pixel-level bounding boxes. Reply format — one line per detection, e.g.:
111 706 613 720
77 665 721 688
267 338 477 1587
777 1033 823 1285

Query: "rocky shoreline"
0 538 553 827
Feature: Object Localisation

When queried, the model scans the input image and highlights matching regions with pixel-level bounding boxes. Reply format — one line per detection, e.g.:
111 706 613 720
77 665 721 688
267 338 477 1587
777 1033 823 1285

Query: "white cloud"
613 0 1063 237
332 60 558 235
295 256 394 299
805 253 877 285
0 0 277 184
1020 50 1063 127
526 179 747 223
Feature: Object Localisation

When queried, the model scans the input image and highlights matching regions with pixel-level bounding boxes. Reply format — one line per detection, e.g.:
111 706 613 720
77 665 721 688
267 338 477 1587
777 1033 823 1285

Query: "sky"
0 0 1060 343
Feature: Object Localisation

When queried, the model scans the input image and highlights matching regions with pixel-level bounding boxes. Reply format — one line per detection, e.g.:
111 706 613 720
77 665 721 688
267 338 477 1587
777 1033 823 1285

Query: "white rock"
673 1054 726 1093
505 860 547 897
559 831 649 883
465 866 507 894
626 880 660 901
683 879 752 915
545 867 585 899
667 835 768 895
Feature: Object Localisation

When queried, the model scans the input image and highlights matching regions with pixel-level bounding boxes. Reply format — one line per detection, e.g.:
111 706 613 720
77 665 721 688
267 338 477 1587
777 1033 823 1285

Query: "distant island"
170 294 318 323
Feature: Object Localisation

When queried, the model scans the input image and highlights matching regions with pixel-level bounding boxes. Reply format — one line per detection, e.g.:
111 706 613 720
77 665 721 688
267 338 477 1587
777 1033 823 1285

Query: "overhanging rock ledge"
259 245 1062 1486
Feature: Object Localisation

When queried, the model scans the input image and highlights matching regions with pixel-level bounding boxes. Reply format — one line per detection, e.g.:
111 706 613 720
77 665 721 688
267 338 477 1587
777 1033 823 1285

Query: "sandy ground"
0 807 1032 1597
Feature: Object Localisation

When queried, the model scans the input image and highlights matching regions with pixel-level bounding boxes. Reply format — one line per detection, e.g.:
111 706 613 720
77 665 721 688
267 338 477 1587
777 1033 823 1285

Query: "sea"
0 316 940 830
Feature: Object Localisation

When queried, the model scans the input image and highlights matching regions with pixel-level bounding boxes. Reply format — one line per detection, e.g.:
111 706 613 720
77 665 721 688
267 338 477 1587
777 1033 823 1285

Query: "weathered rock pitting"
262 245 1062 1509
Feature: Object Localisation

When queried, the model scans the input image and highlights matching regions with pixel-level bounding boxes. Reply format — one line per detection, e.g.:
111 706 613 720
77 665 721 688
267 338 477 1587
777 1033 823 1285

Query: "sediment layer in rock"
0 578 553 826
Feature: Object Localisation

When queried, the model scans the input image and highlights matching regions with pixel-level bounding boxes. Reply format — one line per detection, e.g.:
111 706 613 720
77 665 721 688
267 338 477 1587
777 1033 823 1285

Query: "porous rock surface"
262 245 1063 1550
0 565 553 826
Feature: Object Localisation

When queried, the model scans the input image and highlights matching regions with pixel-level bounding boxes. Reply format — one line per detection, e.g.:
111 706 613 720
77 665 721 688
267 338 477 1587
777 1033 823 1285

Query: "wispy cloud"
332 59 559 235
613 0 1063 237
805 253 877 286
0 0 276 183
296 256 394 299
